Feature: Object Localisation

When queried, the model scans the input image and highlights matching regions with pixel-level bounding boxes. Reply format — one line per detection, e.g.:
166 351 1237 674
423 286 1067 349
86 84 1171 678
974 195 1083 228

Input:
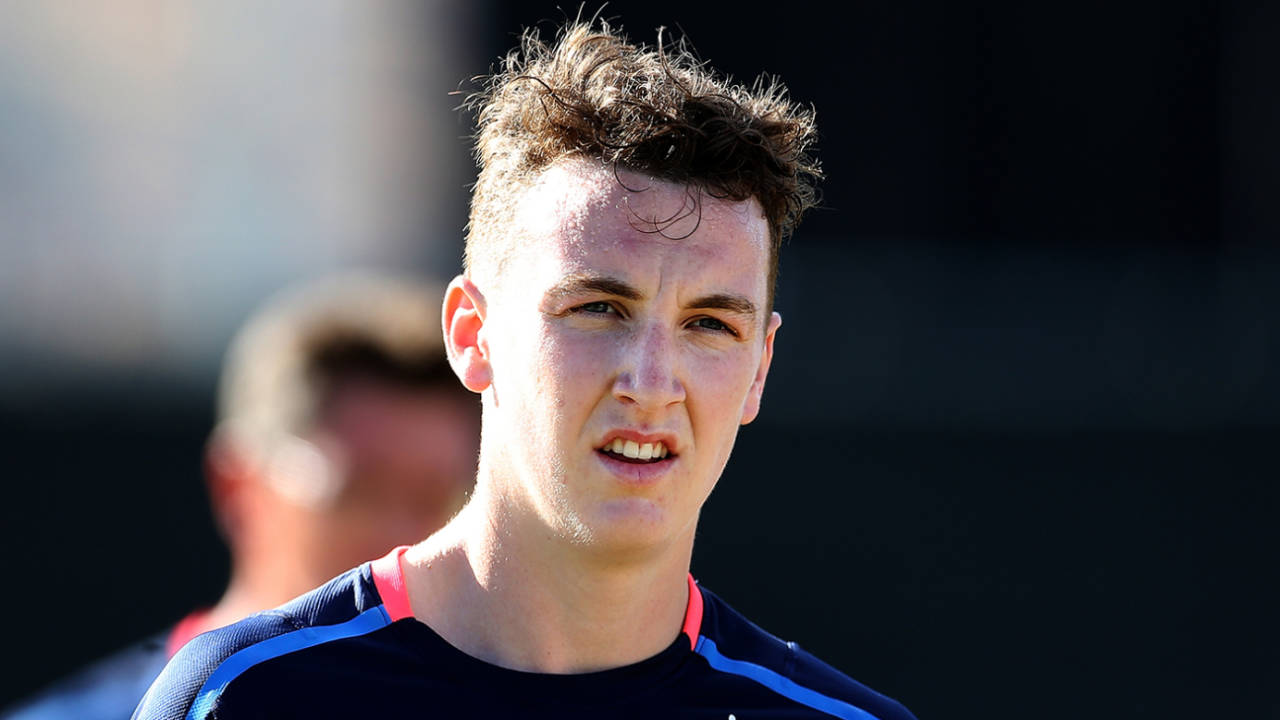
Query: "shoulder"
2 633 168 720
132 565 389 720
692 584 918 720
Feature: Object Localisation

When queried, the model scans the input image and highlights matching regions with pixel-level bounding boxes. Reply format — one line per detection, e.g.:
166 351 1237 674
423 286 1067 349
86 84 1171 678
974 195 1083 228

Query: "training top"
134 547 917 720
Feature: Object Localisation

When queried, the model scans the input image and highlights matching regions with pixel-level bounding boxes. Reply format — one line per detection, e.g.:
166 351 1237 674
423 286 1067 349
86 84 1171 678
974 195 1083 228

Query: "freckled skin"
474 157 781 561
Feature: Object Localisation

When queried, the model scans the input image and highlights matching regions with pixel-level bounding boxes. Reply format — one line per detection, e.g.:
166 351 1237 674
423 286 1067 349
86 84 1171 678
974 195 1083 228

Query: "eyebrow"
545 274 642 302
688 293 757 318
545 274 757 318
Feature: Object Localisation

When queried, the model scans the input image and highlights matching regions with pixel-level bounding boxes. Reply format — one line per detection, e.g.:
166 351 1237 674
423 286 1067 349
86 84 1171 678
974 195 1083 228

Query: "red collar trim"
372 546 705 651
682 574 704 650
371 545 414 621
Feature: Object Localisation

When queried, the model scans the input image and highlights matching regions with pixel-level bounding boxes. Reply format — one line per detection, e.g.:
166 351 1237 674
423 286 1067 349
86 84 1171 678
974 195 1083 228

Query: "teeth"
606 439 669 460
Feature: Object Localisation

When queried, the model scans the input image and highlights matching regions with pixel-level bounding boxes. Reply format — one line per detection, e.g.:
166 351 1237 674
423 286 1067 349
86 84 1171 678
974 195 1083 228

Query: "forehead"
509 158 770 274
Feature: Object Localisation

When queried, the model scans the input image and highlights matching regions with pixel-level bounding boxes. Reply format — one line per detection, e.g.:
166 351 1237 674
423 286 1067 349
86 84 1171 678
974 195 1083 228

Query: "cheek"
518 327 614 438
698 341 760 388
538 326 615 387
687 349 759 421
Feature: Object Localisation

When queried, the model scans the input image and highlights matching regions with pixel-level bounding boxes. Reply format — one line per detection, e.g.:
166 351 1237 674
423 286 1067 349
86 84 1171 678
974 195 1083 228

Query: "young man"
3 275 478 720
134 21 917 720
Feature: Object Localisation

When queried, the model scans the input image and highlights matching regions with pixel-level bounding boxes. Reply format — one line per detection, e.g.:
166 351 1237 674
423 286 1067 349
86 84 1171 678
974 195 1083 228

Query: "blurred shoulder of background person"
1 272 480 720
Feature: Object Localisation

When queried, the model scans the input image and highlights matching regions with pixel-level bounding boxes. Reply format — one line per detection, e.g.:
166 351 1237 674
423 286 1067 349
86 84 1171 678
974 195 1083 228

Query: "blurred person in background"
2 274 480 720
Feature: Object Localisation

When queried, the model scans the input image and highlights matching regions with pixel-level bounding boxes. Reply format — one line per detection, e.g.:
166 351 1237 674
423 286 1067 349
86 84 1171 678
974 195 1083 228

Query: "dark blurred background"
1 1 1276 718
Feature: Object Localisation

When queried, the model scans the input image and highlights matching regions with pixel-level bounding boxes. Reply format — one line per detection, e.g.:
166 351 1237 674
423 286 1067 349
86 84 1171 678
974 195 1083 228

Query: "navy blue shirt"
135 548 916 719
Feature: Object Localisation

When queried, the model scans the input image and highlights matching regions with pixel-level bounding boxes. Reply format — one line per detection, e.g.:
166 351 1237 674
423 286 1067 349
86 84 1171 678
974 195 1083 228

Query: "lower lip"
595 451 676 485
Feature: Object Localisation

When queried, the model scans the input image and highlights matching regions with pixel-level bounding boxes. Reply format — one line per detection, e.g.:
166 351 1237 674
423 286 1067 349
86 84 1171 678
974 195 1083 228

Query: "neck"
204 550 313 633
401 484 695 674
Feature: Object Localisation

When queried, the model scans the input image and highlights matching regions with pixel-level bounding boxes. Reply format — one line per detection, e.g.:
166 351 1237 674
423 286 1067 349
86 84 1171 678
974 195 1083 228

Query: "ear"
443 274 491 393
203 425 254 543
740 311 782 425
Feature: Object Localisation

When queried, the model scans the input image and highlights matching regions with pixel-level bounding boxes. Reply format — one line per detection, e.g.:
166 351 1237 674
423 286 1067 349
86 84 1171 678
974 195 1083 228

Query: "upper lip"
596 429 680 455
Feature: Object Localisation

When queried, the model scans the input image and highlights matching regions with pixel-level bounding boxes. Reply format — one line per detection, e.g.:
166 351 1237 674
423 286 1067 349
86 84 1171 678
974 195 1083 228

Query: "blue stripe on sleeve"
694 636 882 720
185 606 392 720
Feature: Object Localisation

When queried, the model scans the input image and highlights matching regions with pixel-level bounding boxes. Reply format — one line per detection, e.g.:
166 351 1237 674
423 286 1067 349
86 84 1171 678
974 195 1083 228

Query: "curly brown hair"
463 19 821 309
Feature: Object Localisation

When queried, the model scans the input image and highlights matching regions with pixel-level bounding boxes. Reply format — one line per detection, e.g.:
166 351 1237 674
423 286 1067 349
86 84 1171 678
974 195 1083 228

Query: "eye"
573 301 617 315
688 316 739 337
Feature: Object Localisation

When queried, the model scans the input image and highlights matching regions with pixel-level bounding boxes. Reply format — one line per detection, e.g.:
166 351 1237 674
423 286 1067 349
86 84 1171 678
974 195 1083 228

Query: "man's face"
475 158 779 556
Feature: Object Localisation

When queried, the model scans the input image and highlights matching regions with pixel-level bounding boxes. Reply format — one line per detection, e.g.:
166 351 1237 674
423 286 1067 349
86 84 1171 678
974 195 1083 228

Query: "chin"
569 499 692 558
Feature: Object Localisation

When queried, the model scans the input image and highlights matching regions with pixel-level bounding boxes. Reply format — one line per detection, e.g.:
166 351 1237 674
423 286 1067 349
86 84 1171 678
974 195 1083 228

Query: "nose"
611 322 686 410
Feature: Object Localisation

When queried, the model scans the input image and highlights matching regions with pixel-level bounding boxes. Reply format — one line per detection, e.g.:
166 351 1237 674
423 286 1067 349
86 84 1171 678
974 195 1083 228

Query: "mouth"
596 438 674 465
